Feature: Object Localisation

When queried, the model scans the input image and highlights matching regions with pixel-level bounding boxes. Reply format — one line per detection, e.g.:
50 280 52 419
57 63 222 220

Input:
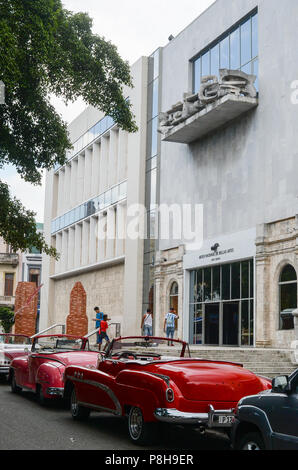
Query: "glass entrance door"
223 302 239 346
205 303 220 345
189 260 254 346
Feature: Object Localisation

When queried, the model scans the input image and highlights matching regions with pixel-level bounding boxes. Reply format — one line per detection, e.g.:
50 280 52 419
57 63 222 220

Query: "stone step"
127 345 296 377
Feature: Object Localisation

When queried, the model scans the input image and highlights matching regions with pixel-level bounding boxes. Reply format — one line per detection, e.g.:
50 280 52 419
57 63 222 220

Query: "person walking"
141 309 153 336
98 314 111 351
164 307 179 346
93 306 104 348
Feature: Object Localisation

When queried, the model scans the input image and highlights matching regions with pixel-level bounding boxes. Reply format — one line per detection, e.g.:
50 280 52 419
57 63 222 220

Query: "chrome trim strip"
78 400 117 414
154 407 234 427
46 387 64 396
154 408 209 424
68 375 122 415
148 372 171 386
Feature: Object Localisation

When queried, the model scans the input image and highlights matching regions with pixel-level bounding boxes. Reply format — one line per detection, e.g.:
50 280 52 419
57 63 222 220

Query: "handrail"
83 327 100 339
83 323 121 339
30 323 65 339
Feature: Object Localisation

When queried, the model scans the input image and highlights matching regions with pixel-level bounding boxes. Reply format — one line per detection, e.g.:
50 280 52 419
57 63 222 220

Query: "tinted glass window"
230 27 240 69
220 36 229 69
241 19 251 66
193 12 258 92
280 264 297 283
231 262 241 299
201 51 210 77
204 268 211 301
210 44 219 76
222 264 230 300
252 14 258 58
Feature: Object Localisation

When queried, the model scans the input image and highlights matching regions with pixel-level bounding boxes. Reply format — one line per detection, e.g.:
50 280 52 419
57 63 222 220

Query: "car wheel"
128 406 158 446
11 372 22 394
238 431 265 450
70 388 90 421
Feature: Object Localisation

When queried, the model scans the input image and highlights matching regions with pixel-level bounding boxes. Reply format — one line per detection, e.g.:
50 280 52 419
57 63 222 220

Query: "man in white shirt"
164 308 179 346
141 309 153 336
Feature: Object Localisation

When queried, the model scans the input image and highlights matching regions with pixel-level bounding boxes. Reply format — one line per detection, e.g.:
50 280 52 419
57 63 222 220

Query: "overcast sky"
1 0 215 223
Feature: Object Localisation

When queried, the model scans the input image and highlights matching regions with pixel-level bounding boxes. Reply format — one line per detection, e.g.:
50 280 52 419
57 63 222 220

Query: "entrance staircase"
130 344 296 379
186 347 296 379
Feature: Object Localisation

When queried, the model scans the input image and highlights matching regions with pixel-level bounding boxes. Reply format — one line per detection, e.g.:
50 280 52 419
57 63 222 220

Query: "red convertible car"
0 334 32 377
64 336 272 445
9 334 99 404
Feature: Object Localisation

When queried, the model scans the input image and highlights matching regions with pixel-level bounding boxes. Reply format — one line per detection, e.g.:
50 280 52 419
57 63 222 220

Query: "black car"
231 369 298 450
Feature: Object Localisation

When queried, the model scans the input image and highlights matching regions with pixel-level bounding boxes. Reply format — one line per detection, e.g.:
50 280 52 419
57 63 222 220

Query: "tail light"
166 388 174 403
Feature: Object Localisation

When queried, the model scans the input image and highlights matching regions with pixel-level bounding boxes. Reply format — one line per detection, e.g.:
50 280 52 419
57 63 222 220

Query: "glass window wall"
193 11 258 93
190 259 254 346
51 180 127 234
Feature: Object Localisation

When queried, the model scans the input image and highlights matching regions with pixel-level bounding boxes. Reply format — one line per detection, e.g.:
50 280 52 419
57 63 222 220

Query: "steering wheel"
111 351 138 360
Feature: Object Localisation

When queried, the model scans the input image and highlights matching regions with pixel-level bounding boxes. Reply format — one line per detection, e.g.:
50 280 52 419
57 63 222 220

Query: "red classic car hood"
45 351 98 367
4 349 29 361
147 359 267 402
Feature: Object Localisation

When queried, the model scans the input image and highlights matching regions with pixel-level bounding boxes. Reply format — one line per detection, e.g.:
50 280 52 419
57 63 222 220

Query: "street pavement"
0 377 231 450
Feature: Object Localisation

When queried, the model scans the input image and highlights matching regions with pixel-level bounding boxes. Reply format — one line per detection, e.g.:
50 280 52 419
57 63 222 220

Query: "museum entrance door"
222 302 239 346
205 303 220 345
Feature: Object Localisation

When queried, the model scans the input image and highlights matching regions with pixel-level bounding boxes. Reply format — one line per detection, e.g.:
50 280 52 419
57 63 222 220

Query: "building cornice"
50 256 125 281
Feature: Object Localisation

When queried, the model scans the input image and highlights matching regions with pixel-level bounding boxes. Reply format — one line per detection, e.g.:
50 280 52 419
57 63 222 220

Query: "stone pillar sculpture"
14 282 38 337
66 282 88 336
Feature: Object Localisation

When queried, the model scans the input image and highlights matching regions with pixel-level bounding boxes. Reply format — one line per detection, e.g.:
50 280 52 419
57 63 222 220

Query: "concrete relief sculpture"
158 69 257 135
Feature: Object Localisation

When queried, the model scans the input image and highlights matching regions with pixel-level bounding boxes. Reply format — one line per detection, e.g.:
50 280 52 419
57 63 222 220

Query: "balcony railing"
0 253 19 265
0 296 15 305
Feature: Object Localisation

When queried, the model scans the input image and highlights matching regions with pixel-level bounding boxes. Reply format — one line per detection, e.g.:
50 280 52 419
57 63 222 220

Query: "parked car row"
0 334 32 376
5 333 298 449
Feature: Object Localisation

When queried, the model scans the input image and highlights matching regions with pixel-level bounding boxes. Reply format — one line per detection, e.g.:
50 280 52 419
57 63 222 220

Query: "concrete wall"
159 0 298 250
40 57 148 335
49 264 124 334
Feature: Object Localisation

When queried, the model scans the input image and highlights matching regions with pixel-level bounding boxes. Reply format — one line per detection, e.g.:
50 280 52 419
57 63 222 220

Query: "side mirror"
272 375 290 393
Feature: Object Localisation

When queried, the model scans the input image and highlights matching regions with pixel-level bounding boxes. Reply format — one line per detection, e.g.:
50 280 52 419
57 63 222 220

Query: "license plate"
217 415 234 425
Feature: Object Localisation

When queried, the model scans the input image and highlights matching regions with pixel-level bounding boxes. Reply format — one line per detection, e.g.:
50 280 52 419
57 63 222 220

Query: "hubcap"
243 441 260 451
129 408 143 440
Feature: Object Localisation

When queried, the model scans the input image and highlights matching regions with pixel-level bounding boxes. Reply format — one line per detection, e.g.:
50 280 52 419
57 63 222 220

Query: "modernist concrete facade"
40 57 148 337
41 0 298 351
153 0 298 349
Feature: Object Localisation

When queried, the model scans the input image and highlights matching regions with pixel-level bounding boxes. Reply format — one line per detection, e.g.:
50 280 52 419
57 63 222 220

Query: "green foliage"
0 306 15 333
0 0 137 256
0 181 57 258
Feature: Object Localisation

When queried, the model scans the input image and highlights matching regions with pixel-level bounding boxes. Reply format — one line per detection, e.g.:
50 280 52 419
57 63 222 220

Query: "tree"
0 0 137 258
0 306 15 333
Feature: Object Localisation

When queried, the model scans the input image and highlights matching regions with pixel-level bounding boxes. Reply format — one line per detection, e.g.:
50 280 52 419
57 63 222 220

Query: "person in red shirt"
98 314 111 351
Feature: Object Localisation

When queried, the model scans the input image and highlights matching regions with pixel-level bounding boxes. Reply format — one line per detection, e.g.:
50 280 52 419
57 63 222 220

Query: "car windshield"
0 334 30 345
106 337 191 360
33 336 83 352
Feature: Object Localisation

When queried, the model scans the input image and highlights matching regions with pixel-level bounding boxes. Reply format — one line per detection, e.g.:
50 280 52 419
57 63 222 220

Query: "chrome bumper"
46 387 64 397
0 366 9 374
154 405 234 428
